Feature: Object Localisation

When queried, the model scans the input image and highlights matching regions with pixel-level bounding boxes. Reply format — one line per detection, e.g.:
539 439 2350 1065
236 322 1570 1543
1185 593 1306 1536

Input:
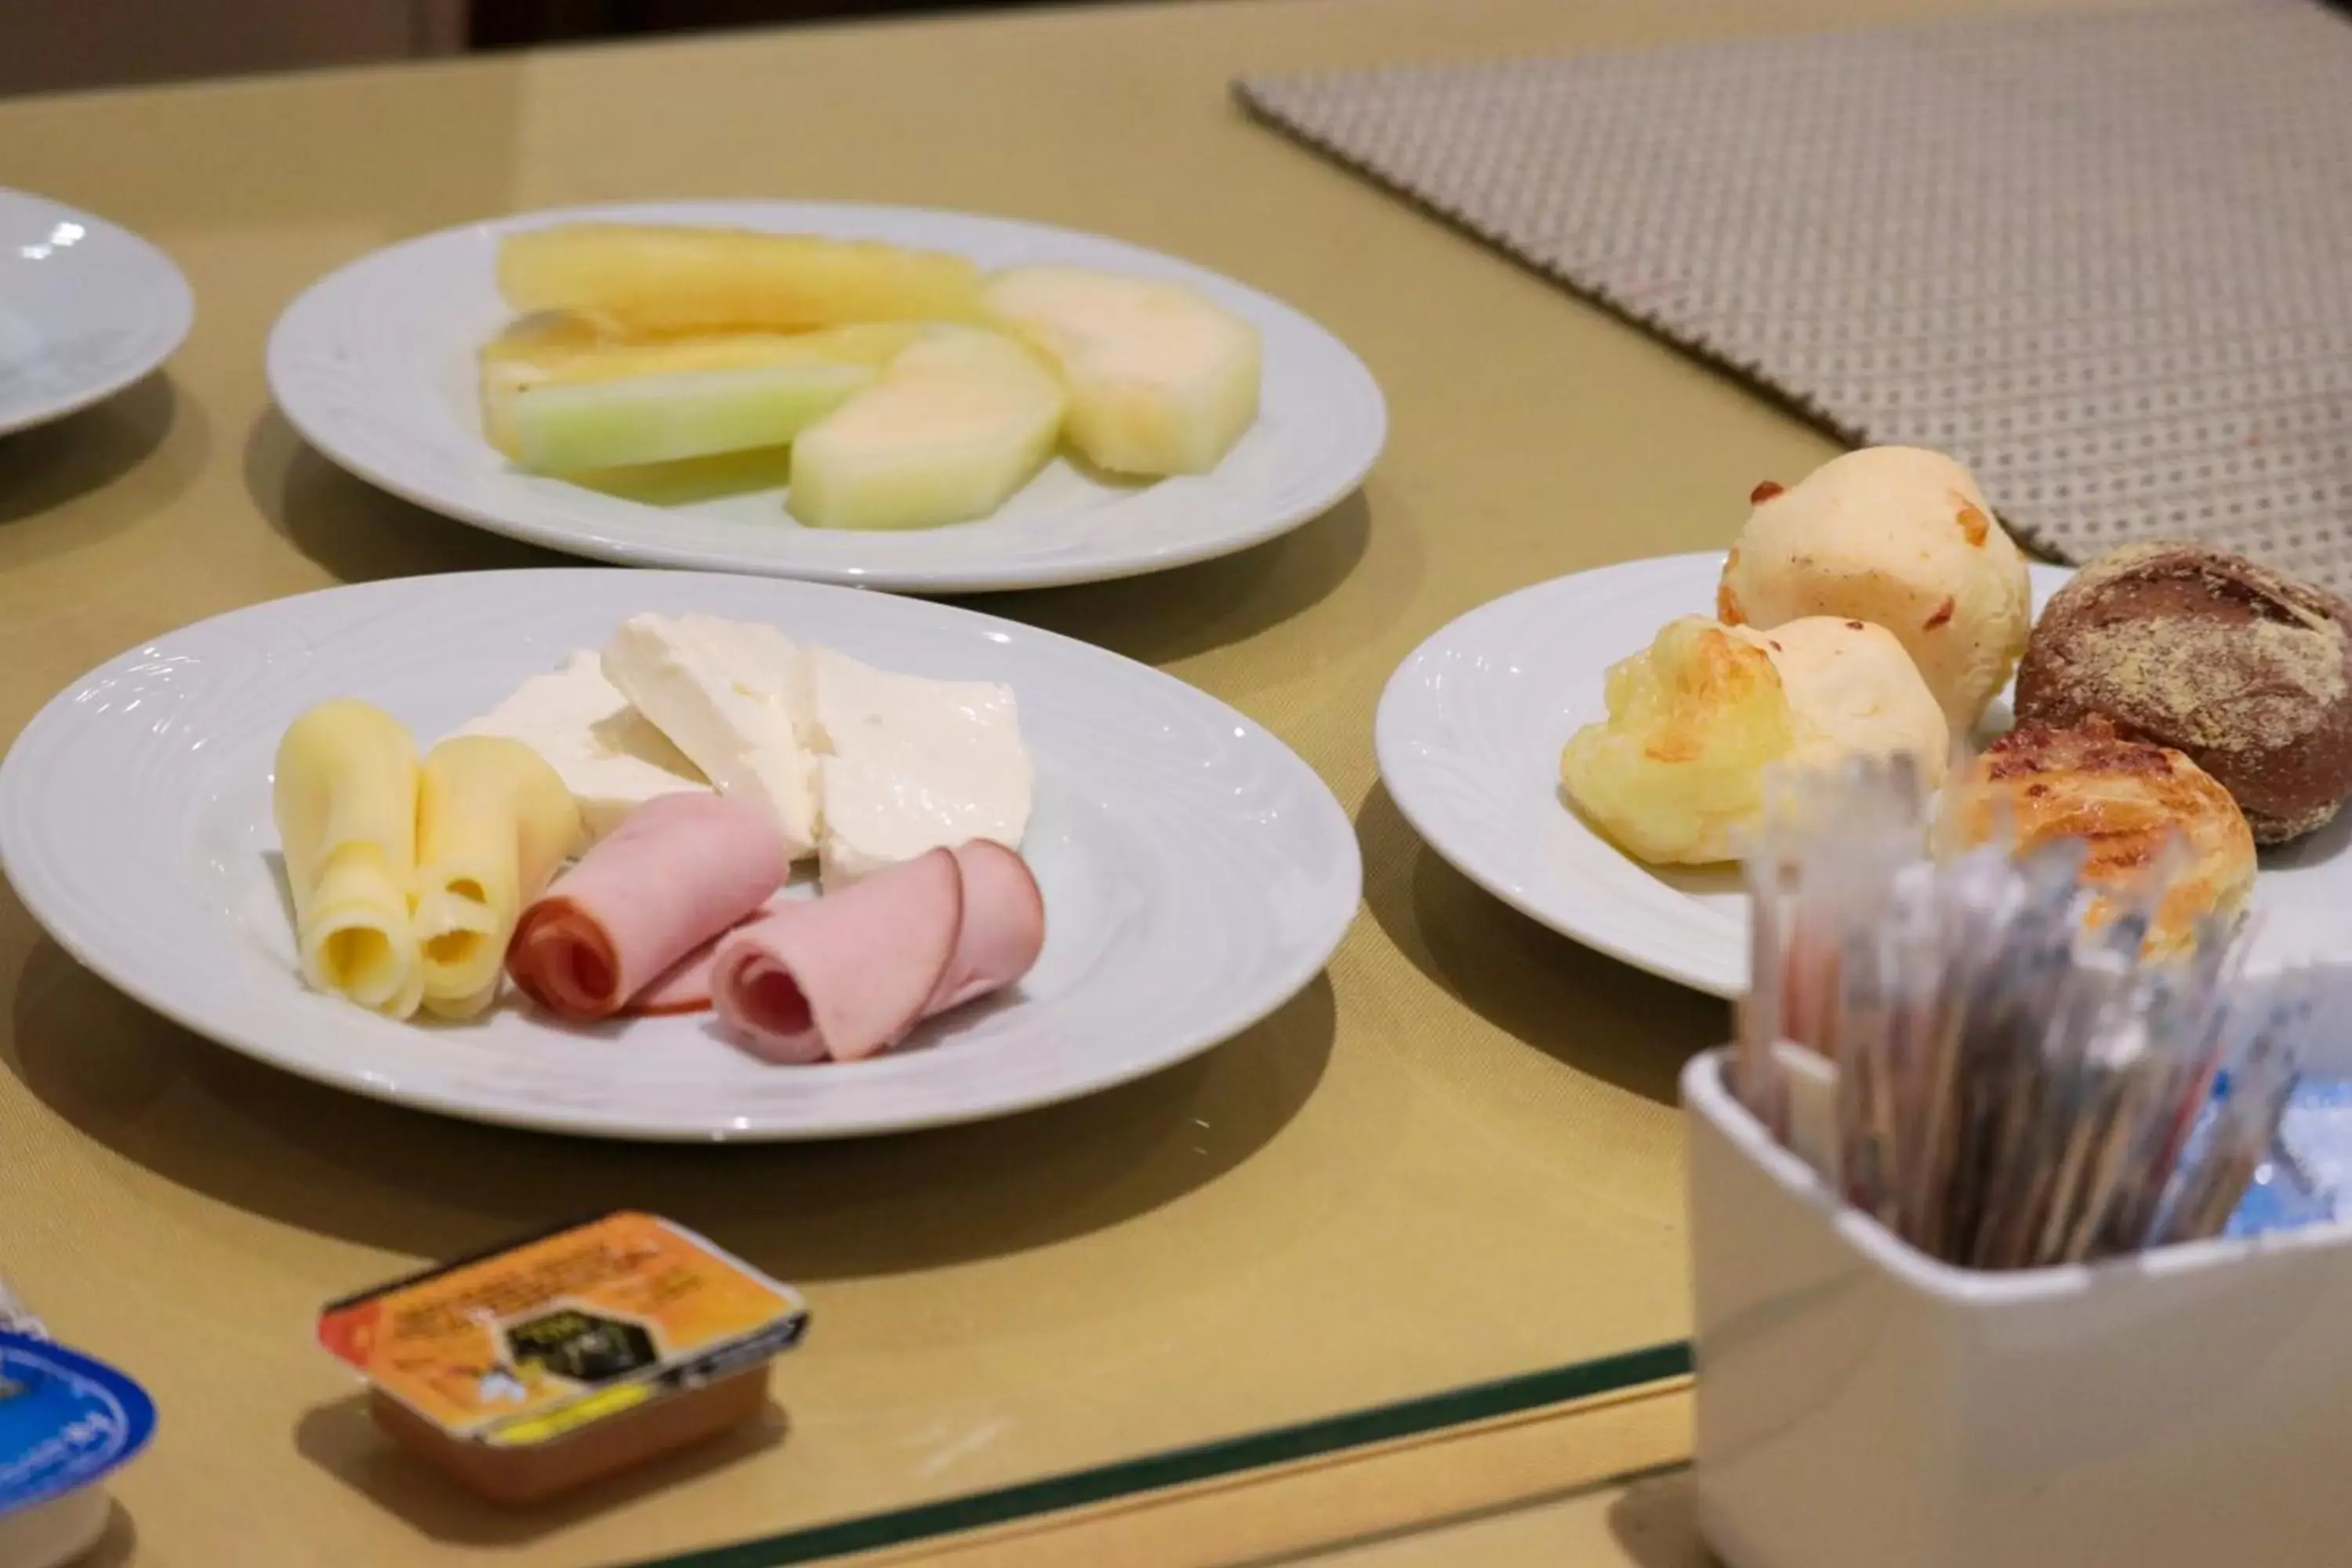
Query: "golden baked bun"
1718 446 2032 734
1947 716 2255 956
1561 615 1947 865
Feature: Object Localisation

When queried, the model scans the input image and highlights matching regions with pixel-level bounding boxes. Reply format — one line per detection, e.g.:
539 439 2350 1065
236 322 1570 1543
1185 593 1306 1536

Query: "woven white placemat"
1242 2 2352 586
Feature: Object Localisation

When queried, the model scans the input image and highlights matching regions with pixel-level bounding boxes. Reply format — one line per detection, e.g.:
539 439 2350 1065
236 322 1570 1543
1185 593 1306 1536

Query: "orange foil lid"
318 1211 808 1446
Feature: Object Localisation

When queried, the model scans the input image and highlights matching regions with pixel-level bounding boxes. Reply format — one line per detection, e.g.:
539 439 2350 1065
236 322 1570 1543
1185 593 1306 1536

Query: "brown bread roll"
2016 542 2352 844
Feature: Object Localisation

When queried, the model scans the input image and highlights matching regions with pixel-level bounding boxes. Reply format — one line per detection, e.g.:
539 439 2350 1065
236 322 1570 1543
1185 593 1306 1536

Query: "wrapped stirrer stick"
1833 924 1896 1225
1902 845 2010 1257
2158 986 2309 1246
1734 787 1792 1140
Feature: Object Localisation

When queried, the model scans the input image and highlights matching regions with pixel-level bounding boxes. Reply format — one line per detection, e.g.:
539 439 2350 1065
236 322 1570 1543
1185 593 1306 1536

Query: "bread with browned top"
1947 716 2255 956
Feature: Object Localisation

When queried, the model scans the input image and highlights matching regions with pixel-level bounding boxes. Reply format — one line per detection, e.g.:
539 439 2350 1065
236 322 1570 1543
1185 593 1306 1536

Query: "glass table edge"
617 1339 1696 1568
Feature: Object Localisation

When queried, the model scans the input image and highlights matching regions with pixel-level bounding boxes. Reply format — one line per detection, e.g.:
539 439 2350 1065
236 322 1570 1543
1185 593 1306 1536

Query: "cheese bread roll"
1560 616 1947 865
413 735 583 1018
1719 446 2031 733
274 699 425 1018
1561 618 1797 865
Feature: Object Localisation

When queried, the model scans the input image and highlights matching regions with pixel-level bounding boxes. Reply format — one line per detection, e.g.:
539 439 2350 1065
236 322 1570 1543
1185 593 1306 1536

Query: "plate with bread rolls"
1378 446 2352 997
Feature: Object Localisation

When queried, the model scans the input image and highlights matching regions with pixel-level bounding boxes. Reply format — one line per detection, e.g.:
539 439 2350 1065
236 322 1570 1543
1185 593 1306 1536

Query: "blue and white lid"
0 1331 156 1518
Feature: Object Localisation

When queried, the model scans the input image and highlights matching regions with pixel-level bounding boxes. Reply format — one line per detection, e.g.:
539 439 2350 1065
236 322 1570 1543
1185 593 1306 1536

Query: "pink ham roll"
711 841 1045 1065
615 891 796 1017
623 942 727 1018
508 793 790 1022
924 840 1047 1014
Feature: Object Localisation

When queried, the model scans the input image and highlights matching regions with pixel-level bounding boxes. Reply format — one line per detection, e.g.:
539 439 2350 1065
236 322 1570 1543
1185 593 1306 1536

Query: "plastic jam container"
318 1211 808 1505
0 1330 158 1568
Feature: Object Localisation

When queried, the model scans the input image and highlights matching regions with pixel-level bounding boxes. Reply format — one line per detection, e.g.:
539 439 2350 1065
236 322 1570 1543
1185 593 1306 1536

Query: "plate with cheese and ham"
0 572 1360 1141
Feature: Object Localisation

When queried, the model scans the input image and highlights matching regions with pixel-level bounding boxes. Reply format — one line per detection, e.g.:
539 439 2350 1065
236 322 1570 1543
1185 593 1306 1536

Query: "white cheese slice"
456 651 710 842
601 612 819 858
800 645 1033 889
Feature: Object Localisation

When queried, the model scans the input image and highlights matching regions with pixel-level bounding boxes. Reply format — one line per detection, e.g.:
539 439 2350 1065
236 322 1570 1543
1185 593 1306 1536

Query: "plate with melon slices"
267 201 1387 592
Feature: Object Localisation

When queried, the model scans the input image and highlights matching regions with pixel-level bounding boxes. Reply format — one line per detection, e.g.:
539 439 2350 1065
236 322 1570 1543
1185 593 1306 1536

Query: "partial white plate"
0 572 1362 1141
267 200 1386 593
0 191 191 437
1377 552 2352 998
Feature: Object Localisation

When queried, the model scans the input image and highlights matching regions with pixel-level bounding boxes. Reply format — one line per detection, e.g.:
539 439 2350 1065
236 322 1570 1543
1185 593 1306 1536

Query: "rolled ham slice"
713 848 962 1064
623 940 725 1017
924 840 1047 1014
615 891 797 1017
710 841 1044 1065
508 793 790 1022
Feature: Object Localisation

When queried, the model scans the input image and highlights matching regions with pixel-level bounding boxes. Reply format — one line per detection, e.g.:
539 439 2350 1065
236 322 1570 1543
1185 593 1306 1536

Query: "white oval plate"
0 572 1362 1141
267 201 1386 593
0 191 191 436
1377 552 2352 997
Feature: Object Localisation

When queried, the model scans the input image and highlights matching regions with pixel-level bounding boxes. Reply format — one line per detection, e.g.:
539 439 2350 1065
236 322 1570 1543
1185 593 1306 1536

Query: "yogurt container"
0 1330 157 1568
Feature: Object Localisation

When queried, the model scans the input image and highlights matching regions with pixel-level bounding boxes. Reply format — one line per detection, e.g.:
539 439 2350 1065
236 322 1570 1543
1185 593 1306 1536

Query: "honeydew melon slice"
480 320 916 467
980 266 1259 477
787 327 1068 532
496 224 982 336
506 361 875 474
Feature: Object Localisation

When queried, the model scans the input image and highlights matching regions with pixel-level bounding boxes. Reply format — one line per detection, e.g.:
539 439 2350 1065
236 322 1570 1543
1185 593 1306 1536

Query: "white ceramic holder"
1685 1046 2352 1568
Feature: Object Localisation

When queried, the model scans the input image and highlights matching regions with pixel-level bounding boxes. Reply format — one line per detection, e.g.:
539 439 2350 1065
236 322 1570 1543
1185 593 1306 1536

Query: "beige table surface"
1290 1470 1707 1568
0 0 2140 1562
829 1375 1700 1566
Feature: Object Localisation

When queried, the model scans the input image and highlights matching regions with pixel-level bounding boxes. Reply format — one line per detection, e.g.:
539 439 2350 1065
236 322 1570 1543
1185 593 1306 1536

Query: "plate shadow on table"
974 490 1374 668
292 1391 787 1550
244 405 1388 669
1608 1468 1716 1567
0 375 196 544
6 932 1335 1282
243 408 565 583
1356 784 1725 1107
1235 1462 1705 1567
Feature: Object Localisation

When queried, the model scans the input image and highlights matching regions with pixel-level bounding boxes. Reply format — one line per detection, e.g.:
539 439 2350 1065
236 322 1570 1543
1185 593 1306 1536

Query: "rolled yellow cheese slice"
273 699 424 1018
412 735 583 1018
